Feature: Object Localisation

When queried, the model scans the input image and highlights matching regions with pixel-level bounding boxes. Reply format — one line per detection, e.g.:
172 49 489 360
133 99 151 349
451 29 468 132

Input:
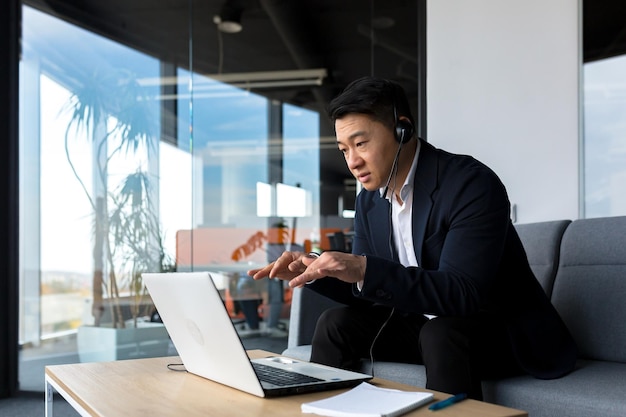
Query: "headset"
393 108 414 144
383 81 414 198
390 82 414 144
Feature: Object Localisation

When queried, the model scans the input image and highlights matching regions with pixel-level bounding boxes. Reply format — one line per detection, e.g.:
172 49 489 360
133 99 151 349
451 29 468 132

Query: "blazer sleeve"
352 153 513 317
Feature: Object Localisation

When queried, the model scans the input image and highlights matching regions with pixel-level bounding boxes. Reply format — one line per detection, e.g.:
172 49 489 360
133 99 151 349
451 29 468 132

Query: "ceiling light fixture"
138 68 328 93
207 68 328 88
213 1 243 34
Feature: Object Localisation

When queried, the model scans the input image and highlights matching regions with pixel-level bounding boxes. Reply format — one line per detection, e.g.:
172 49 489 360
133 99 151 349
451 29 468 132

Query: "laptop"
142 271 372 397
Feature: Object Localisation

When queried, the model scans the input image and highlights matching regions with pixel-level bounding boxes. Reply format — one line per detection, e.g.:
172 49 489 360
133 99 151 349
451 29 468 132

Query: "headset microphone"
382 139 403 201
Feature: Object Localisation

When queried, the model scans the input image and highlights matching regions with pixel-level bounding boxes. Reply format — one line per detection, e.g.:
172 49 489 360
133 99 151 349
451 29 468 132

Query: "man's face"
336 113 398 191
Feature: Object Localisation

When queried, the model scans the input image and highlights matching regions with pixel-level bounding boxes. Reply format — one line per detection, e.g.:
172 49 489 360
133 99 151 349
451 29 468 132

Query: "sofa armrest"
287 286 344 348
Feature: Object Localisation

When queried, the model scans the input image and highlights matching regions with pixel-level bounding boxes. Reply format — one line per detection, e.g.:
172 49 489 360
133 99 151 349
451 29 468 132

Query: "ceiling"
583 0 626 62
30 0 422 115
28 0 626 104
24 0 626 189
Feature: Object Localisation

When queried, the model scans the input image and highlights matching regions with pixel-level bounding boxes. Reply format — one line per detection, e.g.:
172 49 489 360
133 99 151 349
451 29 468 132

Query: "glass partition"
18 0 420 392
18 2 324 392
20 6 185 390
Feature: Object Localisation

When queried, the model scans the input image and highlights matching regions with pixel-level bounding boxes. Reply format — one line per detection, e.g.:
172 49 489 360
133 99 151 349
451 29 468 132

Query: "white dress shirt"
383 140 421 268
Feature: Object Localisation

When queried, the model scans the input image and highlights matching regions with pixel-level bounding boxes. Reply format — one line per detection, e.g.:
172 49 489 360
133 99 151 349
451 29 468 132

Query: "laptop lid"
142 271 371 397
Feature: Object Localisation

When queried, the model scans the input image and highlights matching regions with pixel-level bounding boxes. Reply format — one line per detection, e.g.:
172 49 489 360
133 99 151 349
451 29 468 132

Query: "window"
19 4 322 392
583 55 626 217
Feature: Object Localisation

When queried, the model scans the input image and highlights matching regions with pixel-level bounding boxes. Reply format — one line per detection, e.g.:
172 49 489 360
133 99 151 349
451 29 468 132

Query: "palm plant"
62 67 172 329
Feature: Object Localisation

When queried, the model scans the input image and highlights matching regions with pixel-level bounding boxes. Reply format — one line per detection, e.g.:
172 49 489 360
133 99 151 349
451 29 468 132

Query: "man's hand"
248 251 308 282
248 251 367 289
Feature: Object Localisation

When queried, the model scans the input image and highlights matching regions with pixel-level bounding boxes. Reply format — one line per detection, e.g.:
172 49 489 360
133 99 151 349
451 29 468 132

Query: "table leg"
45 376 54 417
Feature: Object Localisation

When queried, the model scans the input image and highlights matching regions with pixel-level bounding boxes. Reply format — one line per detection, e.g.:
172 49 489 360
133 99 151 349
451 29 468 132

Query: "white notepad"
301 382 434 417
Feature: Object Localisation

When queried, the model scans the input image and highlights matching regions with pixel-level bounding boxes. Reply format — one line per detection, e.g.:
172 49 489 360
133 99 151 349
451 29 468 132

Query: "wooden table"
45 350 527 417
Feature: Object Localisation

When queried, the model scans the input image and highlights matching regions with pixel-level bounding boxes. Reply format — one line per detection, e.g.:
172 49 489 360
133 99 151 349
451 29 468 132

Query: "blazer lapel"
370 197 397 260
411 141 438 265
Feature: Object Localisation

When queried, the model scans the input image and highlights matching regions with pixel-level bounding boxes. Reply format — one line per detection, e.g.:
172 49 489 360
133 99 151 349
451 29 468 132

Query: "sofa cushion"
550 216 626 362
483 360 626 417
514 219 571 297
357 361 427 388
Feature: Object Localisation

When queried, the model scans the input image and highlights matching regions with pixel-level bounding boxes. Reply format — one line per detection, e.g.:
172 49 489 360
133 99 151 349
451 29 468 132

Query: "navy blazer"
309 139 577 380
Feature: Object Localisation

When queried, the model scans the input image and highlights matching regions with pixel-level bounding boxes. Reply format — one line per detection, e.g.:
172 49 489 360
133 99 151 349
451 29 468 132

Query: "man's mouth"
355 172 370 183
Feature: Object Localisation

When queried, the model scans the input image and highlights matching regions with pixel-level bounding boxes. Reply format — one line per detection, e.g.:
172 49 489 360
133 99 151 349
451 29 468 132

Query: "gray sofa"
283 216 626 417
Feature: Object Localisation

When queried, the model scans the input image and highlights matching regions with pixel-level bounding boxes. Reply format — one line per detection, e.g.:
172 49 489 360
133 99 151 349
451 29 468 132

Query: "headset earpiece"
394 119 414 144
389 80 414 144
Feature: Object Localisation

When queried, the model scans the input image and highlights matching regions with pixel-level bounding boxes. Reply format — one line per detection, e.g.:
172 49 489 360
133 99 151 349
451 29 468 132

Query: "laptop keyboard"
252 362 324 386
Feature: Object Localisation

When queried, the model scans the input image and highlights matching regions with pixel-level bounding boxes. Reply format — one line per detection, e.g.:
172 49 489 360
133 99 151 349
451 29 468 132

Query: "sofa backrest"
550 216 626 362
514 219 571 298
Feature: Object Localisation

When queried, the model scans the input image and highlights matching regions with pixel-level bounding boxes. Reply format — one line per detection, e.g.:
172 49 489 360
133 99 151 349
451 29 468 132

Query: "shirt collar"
380 140 421 201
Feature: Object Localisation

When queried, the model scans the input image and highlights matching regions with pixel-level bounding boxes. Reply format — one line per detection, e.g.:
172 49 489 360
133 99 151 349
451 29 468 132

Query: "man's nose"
345 151 361 170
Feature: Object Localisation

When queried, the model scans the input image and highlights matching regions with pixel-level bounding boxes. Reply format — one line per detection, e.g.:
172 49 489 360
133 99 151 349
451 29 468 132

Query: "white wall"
426 0 580 223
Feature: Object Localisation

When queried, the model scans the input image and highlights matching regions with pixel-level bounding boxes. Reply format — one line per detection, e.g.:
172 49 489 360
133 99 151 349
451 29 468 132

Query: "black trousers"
309 305 523 400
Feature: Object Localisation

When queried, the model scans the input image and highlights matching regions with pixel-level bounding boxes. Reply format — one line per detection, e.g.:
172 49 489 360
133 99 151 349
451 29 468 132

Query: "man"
249 77 576 399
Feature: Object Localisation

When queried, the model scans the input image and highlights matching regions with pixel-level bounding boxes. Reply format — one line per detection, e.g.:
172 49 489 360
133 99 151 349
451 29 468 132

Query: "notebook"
301 382 434 417
142 271 372 397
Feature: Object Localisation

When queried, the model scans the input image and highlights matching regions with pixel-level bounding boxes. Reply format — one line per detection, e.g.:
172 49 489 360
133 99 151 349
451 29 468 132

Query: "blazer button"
376 289 387 298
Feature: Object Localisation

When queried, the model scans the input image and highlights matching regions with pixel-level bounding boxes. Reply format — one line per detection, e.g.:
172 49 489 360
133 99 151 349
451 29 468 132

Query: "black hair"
327 76 415 132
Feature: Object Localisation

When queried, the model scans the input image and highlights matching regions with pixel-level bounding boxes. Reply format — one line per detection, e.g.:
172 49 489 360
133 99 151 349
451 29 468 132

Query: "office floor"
0 334 288 417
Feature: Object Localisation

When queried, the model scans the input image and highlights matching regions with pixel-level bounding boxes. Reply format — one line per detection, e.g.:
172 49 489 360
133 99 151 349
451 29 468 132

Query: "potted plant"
62 67 174 361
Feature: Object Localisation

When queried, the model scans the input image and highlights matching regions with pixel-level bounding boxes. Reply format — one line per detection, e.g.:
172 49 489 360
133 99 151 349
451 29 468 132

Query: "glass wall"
583 55 626 217
16 0 422 393
20 6 183 390
18 4 323 391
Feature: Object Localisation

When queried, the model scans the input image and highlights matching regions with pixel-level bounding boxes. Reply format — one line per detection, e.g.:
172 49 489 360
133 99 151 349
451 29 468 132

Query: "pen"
428 393 468 411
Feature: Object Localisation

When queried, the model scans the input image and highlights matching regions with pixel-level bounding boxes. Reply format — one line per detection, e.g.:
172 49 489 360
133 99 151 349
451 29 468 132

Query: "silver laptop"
142 271 372 397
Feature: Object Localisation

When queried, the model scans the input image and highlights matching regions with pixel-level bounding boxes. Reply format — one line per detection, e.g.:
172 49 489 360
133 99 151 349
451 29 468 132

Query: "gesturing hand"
247 251 309 282
249 251 366 289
